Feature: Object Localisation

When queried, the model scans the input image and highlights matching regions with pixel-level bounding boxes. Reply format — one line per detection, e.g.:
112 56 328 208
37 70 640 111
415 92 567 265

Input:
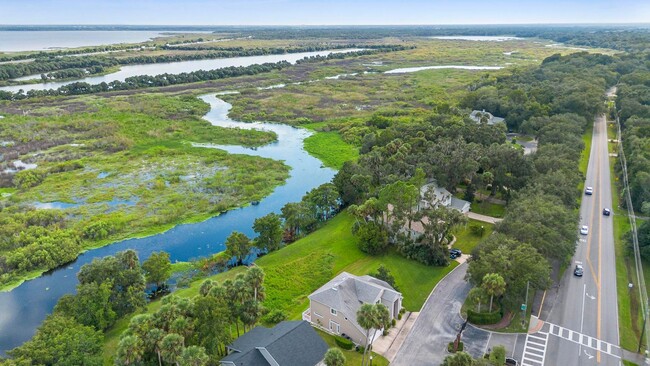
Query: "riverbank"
102 210 463 362
0 92 288 292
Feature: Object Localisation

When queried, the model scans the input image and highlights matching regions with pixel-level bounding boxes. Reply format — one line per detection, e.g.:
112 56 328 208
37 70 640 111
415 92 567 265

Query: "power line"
614 95 650 356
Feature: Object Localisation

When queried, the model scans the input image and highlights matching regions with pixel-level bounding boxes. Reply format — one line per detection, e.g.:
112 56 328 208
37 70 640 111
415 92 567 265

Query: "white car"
585 187 593 195
580 225 589 235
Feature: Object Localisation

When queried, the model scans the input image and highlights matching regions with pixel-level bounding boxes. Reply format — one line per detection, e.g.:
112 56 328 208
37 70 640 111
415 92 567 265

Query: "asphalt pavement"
542 112 621 366
392 263 525 365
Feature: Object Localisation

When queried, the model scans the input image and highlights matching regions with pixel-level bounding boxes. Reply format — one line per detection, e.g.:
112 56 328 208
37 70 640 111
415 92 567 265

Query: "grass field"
103 210 464 362
470 200 506 218
0 93 289 290
452 219 495 254
303 130 359 169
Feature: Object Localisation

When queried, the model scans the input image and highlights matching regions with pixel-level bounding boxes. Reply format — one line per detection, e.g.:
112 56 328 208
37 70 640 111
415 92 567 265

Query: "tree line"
614 52 650 260
329 52 616 313
0 44 407 82
466 53 615 311
0 48 406 101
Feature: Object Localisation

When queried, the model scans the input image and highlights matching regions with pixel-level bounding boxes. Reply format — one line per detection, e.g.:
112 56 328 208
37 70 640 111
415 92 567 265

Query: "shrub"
13 169 45 189
391 318 397 327
447 341 464 353
467 309 502 325
263 309 287 324
356 345 365 354
334 336 354 350
489 345 506 365
470 224 486 237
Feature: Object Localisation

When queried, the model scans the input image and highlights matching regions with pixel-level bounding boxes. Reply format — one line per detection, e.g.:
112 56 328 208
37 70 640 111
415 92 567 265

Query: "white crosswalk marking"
521 330 549 366
524 321 621 364
549 321 620 358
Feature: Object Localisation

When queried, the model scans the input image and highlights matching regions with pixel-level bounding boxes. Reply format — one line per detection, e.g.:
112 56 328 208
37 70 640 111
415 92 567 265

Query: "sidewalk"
372 311 418 362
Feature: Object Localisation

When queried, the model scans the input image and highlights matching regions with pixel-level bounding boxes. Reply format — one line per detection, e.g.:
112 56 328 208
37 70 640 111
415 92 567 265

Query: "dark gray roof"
221 321 327 366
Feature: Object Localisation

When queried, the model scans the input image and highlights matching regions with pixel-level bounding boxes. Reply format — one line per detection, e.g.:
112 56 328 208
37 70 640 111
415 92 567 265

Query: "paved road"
541 112 621 366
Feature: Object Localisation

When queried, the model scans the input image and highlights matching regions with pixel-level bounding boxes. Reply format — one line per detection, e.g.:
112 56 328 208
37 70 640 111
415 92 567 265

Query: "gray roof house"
220 321 328 366
303 272 403 346
469 109 505 125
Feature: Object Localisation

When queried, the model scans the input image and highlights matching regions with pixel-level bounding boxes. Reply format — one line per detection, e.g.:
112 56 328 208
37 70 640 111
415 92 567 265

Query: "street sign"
521 304 527 311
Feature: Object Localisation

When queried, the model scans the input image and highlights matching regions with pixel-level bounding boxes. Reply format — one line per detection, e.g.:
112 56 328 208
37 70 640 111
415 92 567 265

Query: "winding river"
0 94 336 354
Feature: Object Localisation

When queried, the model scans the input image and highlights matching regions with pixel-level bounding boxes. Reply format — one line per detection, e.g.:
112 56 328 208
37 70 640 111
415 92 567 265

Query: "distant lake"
0 31 203 52
430 36 523 41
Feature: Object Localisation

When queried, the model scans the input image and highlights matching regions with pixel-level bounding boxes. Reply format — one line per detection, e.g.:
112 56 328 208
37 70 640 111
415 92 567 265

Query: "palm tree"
468 287 487 313
323 347 346 366
144 328 165 366
357 303 380 366
170 317 192 344
127 314 152 339
115 335 144 366
160 333 185 366
179 346 209 366
481 273 506 312
223 279 241 337
244 266 266 303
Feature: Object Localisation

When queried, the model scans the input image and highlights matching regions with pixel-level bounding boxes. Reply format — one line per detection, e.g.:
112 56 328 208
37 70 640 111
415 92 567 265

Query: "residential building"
220 320 328 366
469 109 505 125
303 272 403 346
419 182 470 214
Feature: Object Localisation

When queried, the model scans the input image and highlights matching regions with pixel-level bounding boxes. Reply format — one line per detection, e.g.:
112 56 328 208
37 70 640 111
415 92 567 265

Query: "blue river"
0 93 336 354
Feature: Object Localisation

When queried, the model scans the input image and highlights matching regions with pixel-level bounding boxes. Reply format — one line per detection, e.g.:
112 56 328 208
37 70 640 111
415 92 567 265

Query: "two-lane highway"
540 110 621 365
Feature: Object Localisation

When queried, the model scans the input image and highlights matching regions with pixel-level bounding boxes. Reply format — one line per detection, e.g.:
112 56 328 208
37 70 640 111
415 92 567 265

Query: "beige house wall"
309 300 367 345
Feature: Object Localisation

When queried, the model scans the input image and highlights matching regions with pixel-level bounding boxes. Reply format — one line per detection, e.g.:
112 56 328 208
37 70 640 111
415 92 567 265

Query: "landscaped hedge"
334 336 354 350
467 309 502 325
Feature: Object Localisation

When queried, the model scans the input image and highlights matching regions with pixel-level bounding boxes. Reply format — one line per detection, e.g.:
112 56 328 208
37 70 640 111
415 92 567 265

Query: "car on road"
585 186 593 195
505 357 519 366
574 264 584 277
603 208 611 216
580 225 589 235
449 249 462 259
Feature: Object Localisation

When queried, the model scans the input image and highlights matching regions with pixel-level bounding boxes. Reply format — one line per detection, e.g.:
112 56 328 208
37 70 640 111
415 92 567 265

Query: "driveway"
467 212 502 224
392 263 525 365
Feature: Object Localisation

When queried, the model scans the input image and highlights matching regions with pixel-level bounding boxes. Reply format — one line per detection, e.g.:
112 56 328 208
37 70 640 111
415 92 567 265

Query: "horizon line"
1 22 649 27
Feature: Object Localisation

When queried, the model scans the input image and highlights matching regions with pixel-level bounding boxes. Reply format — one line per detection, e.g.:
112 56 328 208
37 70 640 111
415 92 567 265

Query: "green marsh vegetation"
0 92 288 290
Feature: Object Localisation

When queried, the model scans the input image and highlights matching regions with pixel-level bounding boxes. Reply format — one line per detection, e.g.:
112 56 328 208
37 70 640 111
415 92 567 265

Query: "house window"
330 308 337 316
329 320 340 334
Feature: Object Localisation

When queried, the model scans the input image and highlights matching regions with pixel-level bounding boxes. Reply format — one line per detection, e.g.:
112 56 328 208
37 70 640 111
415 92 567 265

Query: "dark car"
574 264 584 277
505 358 519 366
449 249 462 259
603 208 611 216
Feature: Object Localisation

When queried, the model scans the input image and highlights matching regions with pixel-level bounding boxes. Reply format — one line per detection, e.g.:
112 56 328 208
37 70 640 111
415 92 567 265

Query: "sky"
0 0 649 25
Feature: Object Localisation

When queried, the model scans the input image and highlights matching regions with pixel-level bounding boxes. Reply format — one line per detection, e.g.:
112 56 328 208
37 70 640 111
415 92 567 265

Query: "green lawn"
452 219 495 254
316 329 389 366
579 123 594 178
103 211 459 362
303 130 359 169
470 200 506 218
